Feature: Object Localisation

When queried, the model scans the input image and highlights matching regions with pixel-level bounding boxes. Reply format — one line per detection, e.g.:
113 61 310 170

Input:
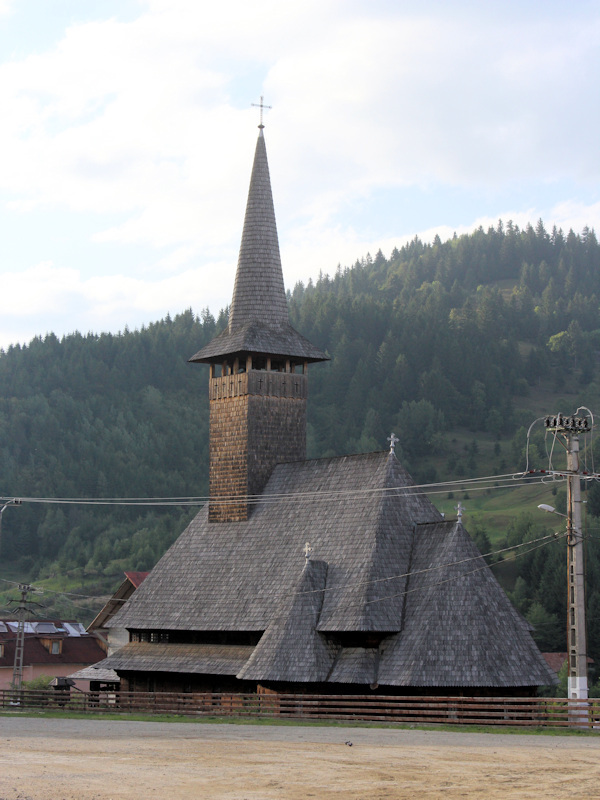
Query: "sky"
0 0 599 349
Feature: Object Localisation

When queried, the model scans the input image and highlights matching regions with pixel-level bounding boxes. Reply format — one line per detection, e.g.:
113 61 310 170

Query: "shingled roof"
110 451 438 633
105 451 555 688
376 520 555 687
190 131 327 364
101 642 253 676
237 559 339 683
88 570 148 632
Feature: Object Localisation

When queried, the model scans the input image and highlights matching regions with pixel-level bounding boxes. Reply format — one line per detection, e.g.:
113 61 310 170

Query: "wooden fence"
1 689 599 729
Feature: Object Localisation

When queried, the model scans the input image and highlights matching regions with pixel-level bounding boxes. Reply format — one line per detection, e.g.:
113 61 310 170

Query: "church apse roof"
237 559 340 683
376 520 556 687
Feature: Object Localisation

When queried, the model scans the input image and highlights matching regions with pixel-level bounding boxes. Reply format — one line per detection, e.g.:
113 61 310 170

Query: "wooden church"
101 124 555 696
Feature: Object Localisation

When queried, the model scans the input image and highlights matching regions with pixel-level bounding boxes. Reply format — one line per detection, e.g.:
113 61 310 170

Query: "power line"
0 468 577 511
0 528 567 614
0 576 111 602
252 530 565 604
102 531 570 631
360 536 565 612
0 466 583 624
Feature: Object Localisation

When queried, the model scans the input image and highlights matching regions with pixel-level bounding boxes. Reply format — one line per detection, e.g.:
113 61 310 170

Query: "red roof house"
0 619 106 691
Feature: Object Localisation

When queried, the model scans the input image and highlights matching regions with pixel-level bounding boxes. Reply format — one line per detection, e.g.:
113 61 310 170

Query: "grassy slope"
420 364 600 594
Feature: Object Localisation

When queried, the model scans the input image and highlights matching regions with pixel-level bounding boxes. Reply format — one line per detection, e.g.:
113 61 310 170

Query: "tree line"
1 219 600 687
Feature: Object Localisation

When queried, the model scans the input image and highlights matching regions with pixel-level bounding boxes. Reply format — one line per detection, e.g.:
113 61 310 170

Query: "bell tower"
190 125 327 522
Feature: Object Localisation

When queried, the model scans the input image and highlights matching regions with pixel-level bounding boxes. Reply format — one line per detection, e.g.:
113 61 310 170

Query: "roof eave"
189 325 329 364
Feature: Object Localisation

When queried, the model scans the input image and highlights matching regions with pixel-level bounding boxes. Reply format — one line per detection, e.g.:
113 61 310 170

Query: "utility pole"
9 583 42 692
565 432 587 701
543 413 589 702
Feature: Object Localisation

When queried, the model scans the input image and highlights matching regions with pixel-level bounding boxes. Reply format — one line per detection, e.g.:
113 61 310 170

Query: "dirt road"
1 716 599 800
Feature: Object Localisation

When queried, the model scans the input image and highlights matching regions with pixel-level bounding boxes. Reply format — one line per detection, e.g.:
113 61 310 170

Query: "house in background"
0 619 106 691
98 125 557 697
542 652 593 680
87 571 148 655
68 570 149 691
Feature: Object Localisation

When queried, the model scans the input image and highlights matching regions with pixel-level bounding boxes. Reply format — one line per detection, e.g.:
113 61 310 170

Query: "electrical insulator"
544 413 590 432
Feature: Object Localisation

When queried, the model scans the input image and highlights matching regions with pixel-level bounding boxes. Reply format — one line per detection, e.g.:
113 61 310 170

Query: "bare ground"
1 717 599 800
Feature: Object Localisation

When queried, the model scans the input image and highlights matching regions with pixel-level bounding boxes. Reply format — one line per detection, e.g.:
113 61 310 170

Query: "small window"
253 356 267 371
0 643 4 658
51 641 61 655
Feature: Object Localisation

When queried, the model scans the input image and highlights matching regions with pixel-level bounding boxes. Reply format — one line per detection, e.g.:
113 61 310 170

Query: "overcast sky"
0 0 598 349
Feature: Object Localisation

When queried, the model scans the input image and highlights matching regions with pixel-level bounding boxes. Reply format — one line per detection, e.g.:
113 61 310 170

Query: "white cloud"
1 261 79 316
0 258 235 348
548 200 600 235
0 2 598 347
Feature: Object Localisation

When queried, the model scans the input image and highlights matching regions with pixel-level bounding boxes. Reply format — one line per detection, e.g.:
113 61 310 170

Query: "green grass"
0 570 110 625
432 481 562 544
1 709 597 735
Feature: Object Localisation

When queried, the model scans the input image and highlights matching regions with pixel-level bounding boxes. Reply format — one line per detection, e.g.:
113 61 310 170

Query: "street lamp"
537 504 564 516
0 499 21 554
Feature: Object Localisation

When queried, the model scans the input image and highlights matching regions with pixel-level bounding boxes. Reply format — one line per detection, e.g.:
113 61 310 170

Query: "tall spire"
229 131 289 332
190 130 327 364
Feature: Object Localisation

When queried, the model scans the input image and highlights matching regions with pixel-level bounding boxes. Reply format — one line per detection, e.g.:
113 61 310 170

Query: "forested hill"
1 219 600 620
290 220 600 459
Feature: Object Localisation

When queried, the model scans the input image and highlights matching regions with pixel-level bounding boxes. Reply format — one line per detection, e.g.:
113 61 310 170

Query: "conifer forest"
2 219 600 687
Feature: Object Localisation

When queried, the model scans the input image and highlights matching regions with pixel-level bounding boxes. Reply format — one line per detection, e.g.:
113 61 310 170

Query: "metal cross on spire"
251 95 272 129
387 432 399 454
